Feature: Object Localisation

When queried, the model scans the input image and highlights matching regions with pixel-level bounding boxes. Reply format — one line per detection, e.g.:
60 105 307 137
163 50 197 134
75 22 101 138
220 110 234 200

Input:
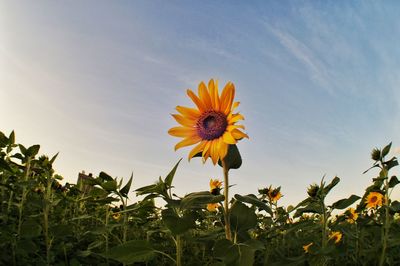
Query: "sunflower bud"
307 184 319 198
371 148 381 161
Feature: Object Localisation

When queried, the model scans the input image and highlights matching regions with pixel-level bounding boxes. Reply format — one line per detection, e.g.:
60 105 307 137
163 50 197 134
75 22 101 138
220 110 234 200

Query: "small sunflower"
268 187 282 202
346 207 358 223
328 231 342 244
207 203 219 212
112 212 121 221
168 79 248 164
365 191 384 209
303 242 313 253
210 179 222 195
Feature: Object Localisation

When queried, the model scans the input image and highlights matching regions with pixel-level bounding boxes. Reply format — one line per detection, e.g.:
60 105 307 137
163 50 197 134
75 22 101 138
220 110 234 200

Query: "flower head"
209 179 222 195
346 207 358 223
365 191 384 209
207 203 219 212
168 79 248 164
329 231 342 244
112 212 121 221
307 184 320 198
268 187 282 202
303 242 313 253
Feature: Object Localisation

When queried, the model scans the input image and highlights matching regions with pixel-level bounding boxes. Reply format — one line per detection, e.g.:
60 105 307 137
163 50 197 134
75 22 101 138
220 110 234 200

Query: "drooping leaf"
213 239 240 265
218 144 242 170
234 194 272 215
99 172 114 182
181 191 224 209
101 180 117 192
331 195 361 210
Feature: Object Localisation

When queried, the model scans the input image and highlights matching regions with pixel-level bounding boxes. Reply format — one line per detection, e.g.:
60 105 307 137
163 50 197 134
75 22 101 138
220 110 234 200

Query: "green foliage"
1 130 400 265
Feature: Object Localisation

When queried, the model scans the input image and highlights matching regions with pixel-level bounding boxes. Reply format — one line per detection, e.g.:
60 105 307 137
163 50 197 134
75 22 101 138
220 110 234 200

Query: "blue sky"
2 1 400 206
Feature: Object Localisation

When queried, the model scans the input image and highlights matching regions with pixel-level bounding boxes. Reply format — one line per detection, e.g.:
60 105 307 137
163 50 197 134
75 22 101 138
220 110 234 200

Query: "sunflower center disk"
197 111 227 140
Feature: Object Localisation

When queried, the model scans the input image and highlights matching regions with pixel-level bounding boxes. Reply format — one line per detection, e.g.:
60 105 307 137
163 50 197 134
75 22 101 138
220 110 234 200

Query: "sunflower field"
2 80 400 265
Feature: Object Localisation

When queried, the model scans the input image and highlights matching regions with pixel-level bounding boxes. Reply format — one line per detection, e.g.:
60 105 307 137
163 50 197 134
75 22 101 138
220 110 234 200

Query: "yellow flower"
207 203 219 212
346 207 358 223
210 179 222 195
112 212 121 221
268 187 282 202
303 242 313 253
329 231 342 244
168 79 248 164
365 191 384 209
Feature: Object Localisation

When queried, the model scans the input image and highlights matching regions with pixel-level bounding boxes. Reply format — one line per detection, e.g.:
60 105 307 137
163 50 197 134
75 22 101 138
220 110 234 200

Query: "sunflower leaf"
218 144 242 170
331 195 361 210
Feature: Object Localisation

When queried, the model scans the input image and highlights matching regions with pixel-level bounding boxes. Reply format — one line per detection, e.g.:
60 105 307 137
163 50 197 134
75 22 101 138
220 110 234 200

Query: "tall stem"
222 160 232 241
379 177 390 266
176 235 182 266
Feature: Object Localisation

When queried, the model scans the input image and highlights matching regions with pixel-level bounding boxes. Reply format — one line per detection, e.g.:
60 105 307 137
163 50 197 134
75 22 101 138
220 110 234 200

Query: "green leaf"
101 180 117 192
161 209 196 235
99 172 114 182
181 191 224 209
322 176 340 195
218 144 242 170
120 173 133 197
26 144 40 157
19 144 27 155
385 157 399 170
165 159 182 187
294 202 323 217
0 158 12 172
390 201 400 212
9 130 15 145
105 240 155 264
49 152 59 164
381 142 392 158
389 176 400 188
331 195 361 210
234 194 272 215
213 239 240 265
230 201 257 232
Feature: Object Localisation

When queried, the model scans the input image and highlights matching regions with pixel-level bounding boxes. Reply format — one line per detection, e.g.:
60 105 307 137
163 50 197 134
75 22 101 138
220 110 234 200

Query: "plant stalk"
222 160 232 241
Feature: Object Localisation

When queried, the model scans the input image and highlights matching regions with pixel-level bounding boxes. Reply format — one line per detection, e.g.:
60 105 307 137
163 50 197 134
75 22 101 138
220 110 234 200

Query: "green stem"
176 235 182 266
222 160 232 241
379 177 390 266
17 158 31 237
321 200 327 248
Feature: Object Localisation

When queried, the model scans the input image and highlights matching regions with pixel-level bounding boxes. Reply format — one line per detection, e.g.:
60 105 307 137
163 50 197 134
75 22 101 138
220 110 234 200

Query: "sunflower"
209 179 222 195
168 79 248 164
303 242 313 253
268 187 282 202
207 203 219 212
112 212 121 221
365 191 384 209
346 207 358 223
328 231 342 244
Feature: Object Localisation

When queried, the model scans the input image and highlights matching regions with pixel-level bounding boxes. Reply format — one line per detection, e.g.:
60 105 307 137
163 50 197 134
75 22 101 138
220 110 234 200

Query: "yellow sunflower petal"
229 113 245 124
168 127 197 137
222 131 237 144
174 136 201 150
231 129 249 139
172 114 196 127
188 141 207 160
232 101 240 110
220 82 235 115
227 124 245 131
210 139 219 165
209 79 220 110
218 139 228 159
176 106 200 120
198 82 213 110
187 89 206 112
